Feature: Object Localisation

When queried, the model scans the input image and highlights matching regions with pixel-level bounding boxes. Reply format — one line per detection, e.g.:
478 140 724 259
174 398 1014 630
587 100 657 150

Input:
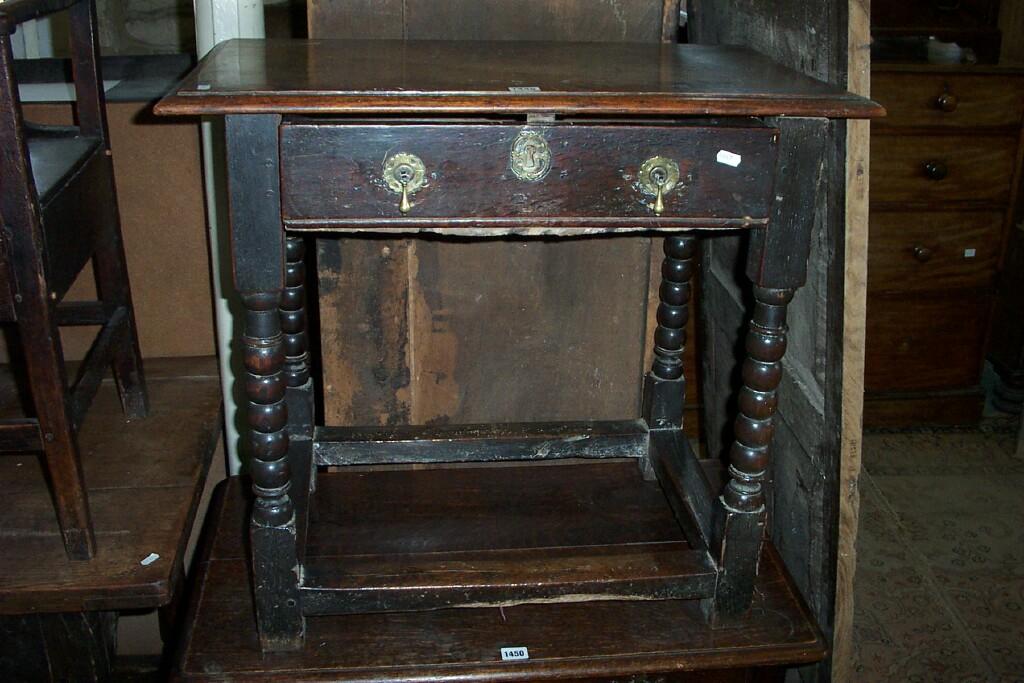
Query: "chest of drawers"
865 65 1024 426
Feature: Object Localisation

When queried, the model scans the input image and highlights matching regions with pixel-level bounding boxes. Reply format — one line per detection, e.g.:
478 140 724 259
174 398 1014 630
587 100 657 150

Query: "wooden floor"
176 467 826 681
0 357 222 614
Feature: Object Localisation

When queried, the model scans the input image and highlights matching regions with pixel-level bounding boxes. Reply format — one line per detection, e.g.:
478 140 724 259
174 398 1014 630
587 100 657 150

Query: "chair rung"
0 419 42 453
56 301 110 326
69 305 127 429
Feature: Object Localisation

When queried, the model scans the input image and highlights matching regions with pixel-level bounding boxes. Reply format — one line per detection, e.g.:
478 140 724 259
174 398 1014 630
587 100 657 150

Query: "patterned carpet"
853 428 1024 682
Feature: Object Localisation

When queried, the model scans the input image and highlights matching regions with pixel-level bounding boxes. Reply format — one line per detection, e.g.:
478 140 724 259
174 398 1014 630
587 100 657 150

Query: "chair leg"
21 315 96 560
91 155 148 419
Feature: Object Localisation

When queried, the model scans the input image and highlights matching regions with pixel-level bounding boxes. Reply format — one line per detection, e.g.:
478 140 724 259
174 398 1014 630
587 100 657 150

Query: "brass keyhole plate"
383 153 426 194
510 130 552 182
638 156 680 196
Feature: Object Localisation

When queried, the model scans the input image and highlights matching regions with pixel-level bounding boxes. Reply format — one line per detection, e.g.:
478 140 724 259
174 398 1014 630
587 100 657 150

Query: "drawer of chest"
865 292 990 393
873 72 1024 130
871 134 1017 206
279 122 778 229
868 211 1003 293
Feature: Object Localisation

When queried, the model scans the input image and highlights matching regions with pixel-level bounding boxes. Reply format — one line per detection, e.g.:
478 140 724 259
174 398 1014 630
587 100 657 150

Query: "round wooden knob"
913 246 933 263
923 161 948 181
935 92 958 112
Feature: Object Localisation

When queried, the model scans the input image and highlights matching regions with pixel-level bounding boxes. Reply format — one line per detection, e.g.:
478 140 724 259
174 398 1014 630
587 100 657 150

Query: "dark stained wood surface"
314 419 649 465
174 476 826 681
293 462 716 616
280 121 777 230
154 39 883 118
0 357 222 614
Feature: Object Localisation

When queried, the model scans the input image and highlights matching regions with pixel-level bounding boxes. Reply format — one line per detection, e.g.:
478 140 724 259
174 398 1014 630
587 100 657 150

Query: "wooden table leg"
711 285 793 617
642 234 698 478
709 118 829 621
225 114 304 651
282 235 315 562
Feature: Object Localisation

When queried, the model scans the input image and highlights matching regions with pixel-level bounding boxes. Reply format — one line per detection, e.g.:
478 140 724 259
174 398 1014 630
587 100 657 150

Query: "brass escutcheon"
638 156 681 216
510 130 552 181
382 152 426 214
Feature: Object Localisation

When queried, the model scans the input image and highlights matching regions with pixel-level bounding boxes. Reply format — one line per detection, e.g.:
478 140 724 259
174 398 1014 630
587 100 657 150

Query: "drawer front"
870 134 1017 206
873 72 1024 130
865 292 989 392
280 123 777 228
867 211 1003 293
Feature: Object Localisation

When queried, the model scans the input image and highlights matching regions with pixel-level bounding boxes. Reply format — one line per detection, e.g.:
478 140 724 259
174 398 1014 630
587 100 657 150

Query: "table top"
155 39 883 118
0 357 222 614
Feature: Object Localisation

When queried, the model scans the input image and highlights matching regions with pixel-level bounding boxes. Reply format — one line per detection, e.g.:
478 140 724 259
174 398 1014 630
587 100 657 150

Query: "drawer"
865 292 990 393
870 134 1017 206
280 122 778 229
867 211 1003 292
872 72 1024 130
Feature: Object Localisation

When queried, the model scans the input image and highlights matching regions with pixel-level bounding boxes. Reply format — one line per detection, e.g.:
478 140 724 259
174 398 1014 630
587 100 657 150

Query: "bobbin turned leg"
226 114 304 651
710 285 793 619
245 291 304 650
641 234 697 478
281 235 315 560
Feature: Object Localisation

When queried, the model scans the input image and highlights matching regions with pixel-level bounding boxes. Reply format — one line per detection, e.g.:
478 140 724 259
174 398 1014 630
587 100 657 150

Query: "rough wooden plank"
833 0 871 676
404 0 668 42
314 420 648 466
308 0 676 43
317 238 413 426
319 237 653 427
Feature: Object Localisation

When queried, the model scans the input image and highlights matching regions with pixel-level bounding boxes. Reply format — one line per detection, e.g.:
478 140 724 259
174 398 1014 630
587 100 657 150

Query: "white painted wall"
193 0 265 473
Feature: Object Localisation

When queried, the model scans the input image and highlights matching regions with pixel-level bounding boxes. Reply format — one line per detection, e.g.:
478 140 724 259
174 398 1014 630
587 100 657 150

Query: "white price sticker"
501 647 530 661
716 150 742 167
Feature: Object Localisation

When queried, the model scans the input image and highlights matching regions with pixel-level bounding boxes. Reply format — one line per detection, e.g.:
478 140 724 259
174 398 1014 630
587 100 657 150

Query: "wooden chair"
0 0 148 560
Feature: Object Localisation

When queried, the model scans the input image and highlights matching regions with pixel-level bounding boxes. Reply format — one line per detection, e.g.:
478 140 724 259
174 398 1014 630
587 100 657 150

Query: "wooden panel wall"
689 1 856 681
309 0 678 42
318 238 656 425
309 1 700 431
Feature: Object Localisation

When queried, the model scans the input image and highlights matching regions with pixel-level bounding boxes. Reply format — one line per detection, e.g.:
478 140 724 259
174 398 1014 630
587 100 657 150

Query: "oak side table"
156 38 881 665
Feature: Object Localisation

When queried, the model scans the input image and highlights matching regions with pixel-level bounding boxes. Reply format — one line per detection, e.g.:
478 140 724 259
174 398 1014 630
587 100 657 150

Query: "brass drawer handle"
935 92 958 113
912 246 933 263
638 156 680 216
383 153 426 214
923 160 948 181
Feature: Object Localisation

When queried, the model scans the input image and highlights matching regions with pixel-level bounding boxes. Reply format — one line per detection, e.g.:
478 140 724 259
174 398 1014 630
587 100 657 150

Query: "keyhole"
651 167 667 186
396 165 413 184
